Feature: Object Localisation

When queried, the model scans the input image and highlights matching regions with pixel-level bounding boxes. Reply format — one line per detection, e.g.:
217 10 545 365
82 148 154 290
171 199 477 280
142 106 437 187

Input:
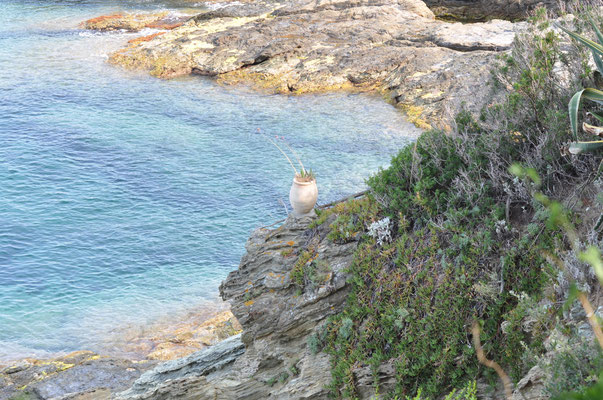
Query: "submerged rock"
107 309 242 362
99 0 530 128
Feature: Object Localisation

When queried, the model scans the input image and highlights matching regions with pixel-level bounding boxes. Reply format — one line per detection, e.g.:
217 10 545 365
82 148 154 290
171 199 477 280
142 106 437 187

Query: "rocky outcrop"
92 0 529 129
116 214 358 399
0 351 156 400
114 335 245 400
0 310 242 399
111 310 242 362
423 0 558 21
82 12 191 32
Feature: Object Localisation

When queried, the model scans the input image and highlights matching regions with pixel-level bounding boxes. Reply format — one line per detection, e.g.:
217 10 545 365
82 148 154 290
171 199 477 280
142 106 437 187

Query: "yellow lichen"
401 104 432 130
421 90 443 99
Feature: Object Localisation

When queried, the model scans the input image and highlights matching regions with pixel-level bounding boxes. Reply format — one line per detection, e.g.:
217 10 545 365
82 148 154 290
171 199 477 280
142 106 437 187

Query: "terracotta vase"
289 176 318 216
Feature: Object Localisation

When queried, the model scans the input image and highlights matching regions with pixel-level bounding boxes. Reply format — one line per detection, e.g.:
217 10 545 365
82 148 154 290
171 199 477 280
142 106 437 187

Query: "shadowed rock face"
100 0 529 129
423 0 558 21
116 214 358 399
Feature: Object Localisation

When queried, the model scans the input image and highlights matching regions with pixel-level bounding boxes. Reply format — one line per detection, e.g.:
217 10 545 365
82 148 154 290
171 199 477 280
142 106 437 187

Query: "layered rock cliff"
116 214 358 399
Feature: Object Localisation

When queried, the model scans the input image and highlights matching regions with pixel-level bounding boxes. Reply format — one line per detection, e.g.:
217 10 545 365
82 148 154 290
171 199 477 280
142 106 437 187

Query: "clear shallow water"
0 0 419 361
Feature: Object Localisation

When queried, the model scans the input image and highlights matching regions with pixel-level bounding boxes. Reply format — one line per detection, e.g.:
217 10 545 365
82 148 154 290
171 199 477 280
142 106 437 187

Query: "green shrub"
546 336 603 397
319 5 603 399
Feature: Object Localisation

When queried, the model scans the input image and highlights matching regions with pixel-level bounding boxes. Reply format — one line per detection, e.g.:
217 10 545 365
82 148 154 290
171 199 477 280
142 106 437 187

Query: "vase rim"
293 177 316 185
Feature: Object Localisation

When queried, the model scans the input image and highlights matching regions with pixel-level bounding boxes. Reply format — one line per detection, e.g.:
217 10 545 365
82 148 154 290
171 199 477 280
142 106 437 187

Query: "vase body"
289 177 318 216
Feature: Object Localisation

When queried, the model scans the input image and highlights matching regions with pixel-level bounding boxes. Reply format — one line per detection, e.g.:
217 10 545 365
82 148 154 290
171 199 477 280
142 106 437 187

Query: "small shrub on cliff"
308 323 330 354
398 381 477 400
545 336 603 397
291 248 317 291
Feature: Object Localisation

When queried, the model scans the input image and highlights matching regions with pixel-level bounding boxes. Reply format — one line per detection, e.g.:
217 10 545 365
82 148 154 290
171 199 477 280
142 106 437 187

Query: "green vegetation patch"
322 135 559 397
317 7 603 398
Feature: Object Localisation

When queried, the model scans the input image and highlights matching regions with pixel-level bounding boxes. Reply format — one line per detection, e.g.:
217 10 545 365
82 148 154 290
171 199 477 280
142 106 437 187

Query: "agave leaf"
588 15 603 45
589 110 603 124
583 87 603 103
569 88 603 138
558 23 603 57
568 140 603 154
595 213 603 231
569 89 585 139
589 17 603 75
583 122 603 137
593 52 603 76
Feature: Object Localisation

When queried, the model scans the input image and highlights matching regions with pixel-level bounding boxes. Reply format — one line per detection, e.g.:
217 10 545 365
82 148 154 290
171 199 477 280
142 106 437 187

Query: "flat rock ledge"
423 0 558 22
0 352 157 400
93 0 530 129
114 334 245 400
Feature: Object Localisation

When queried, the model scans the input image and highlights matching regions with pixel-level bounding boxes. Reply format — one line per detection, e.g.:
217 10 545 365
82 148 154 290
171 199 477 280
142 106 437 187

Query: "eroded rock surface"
96 0 529 128
423 0 558 21
0 351 156 400
108 310 242 362
82 12 191 32
116 214 358 399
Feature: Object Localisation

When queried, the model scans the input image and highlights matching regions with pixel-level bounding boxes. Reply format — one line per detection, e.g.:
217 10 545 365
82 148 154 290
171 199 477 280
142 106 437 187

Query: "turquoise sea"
0 0 418 361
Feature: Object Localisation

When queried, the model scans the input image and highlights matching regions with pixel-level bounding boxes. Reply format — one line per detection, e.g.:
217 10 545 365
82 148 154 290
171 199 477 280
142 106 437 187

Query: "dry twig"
471 322 513 400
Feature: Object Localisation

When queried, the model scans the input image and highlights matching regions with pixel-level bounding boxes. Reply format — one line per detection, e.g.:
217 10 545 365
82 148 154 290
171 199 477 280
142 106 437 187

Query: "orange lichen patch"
83 11 169 32
286 241 295 246
244 300 255 307
84 13 124 26
145 21 184 30
127 32 165 45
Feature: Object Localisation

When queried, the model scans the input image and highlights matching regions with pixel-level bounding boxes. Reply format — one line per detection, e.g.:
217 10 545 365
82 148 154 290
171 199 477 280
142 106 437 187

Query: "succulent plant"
558 16 603 154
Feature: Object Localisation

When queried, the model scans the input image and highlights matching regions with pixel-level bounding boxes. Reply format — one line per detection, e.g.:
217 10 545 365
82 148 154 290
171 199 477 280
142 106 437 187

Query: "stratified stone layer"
117 214 358 399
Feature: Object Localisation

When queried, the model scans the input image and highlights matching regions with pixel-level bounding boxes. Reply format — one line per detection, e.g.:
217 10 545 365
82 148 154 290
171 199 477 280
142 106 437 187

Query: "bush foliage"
314 5 603 399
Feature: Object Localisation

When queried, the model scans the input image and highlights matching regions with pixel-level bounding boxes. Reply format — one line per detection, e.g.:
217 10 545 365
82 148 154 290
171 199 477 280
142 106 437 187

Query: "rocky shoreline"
85 0 533 130
0 309 241 400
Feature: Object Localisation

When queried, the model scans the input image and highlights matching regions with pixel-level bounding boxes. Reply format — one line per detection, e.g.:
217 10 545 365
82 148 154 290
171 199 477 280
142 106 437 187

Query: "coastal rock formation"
0 351 156 400
423 0 558 21
107 309 242 362
82 12 191 32
94 0 528 128
0 311 241 399
114 335 245 400
116 214 358 399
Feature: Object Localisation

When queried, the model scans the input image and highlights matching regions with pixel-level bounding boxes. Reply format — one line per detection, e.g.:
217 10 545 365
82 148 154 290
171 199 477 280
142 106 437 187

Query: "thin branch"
472 322 513 400
280 139 306 173
266 136 298 175
577 292 603 349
